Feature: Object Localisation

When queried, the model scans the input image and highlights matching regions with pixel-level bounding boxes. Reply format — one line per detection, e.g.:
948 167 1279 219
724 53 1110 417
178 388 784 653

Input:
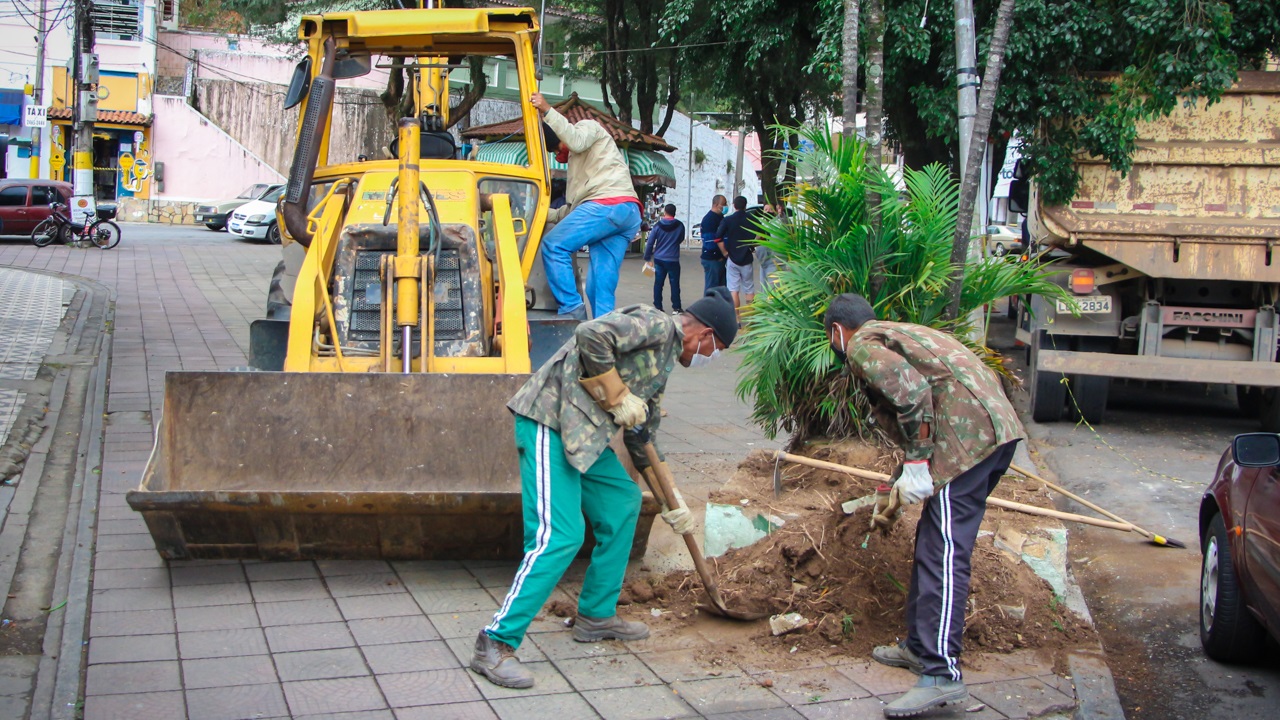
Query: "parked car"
227 185 286 244
0 179 72 236
986 224 1023 257
196 183 282 231
1199 432 1280 662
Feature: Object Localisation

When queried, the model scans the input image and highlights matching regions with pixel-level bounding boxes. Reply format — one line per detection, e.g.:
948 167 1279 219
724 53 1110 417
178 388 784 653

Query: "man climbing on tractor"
530 91 642 320
471 288 740 689
825 293 1024 718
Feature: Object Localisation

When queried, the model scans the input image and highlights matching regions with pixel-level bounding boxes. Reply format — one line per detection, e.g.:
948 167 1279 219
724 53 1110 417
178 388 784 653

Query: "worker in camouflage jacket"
471 288 739 690
825 293 1024 719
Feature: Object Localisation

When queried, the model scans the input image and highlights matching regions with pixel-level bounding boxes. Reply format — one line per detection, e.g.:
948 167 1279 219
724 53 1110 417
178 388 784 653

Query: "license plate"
1057 296 1112 314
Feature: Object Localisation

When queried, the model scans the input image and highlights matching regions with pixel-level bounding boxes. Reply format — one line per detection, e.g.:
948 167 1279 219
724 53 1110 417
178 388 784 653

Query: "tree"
662 0 841 202
944 0 1015 320
555 0 683 135
877 0 1280 202
840 0 860 138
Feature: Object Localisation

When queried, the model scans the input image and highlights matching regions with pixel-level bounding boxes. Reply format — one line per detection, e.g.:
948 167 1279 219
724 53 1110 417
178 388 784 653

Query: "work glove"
660 486 695 535
579 368 648 429
894 460 935 505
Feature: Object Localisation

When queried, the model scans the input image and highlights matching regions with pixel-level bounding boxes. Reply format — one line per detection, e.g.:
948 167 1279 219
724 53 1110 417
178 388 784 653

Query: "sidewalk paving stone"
758 667 874 706
179 627 270 659
82 690 187 720
253 578 335 604
175 603 261 632
180 655 279 689
187 682 290 720
337 593 423 620
90 608 176 638
245 561 322 582
275 648 371 682
85 660 182 696
173 581 255 608
87 633 178 665
361 641 459 674
284 676 389 715
554 654 664 691
265 622 357 653
581 684 700 720
394 702 498 720
670 677 791 715
968 677 1075 718
348 615 441 646
257 598 345 627
488 692 602 720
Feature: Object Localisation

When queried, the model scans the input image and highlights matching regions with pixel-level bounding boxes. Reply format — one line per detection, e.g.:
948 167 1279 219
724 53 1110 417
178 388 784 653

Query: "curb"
1069 651 1127 720
0 267 114 720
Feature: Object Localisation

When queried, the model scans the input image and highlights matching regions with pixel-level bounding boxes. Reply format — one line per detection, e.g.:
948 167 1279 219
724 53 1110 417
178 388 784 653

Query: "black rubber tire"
1260 389 1280 433
1237 386 1263 418
1069 337 1111 424
31 218 60 247
90 221 122 250
1200 512 1267 663
206 222 226 231
992 242 1008 257
1029 336 1067 423
267 222 282 245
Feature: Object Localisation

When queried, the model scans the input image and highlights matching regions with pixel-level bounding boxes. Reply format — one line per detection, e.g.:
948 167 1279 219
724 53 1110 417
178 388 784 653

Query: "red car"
1199 432 1280 661
0 179 72 236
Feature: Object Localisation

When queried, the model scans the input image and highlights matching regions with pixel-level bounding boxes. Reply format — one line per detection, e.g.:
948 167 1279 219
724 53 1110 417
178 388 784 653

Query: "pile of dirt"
645 442 1095 659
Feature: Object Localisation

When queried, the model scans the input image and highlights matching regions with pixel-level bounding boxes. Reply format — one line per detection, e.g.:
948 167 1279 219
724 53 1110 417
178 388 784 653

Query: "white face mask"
688 336 721 369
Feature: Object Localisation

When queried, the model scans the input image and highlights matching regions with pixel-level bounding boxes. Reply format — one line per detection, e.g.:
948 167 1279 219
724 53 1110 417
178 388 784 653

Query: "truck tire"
1029 336 1067 423
1260 389 1280 433
1069 337 1111 425
1237 386 1263 418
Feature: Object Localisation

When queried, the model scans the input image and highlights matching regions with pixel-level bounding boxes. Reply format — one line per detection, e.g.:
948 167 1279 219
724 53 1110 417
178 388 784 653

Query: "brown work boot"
572 614 650 642
872 642 924 675
469 631 534 689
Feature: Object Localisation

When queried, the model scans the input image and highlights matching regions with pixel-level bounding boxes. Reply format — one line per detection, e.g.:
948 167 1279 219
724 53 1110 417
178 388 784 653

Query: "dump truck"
127 5 658 559
1012 71 1280 429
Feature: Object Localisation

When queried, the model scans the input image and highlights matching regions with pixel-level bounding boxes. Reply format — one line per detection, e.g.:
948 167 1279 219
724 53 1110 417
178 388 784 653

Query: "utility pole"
733 123 745 197
71 0 97 223
29 0 47 178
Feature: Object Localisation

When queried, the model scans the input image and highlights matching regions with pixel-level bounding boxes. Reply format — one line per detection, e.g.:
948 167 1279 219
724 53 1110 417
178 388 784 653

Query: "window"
91 0 143 42
30 187 58 206
0 187 29 207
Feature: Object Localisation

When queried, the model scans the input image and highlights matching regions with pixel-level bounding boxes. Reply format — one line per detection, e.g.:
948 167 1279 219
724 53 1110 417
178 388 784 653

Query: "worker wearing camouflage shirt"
825 293 1024 719
472 289 739 690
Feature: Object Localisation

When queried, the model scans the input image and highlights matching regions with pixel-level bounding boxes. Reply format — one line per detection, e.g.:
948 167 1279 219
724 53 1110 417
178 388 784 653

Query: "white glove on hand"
660 488 695 535
894 460 935 505
609 393 648 429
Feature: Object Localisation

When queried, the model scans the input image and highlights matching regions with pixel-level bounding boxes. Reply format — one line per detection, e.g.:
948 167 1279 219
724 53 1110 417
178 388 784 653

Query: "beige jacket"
543 107 637 222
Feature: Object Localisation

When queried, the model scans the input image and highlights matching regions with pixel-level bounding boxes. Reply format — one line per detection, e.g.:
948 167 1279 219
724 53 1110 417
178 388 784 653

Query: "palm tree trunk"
944 0 1017 321
841 0 859 138
863 0 884 170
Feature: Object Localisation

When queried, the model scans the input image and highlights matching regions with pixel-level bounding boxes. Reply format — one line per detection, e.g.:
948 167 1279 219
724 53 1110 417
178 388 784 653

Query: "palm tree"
736 124 1069 442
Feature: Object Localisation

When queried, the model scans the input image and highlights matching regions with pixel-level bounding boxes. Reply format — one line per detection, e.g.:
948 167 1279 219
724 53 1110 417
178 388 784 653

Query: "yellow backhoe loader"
127 5 658 560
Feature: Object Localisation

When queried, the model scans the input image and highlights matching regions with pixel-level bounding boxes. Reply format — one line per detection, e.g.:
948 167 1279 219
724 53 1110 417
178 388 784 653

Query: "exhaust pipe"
280 38 337 248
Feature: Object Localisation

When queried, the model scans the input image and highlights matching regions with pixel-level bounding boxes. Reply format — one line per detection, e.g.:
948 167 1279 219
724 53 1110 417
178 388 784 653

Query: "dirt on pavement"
617 442 1097 671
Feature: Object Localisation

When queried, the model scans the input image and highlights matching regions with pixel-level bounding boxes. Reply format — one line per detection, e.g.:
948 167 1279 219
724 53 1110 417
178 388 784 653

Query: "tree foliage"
878 0 1280 203
737 126 1070 441
661 0 842 202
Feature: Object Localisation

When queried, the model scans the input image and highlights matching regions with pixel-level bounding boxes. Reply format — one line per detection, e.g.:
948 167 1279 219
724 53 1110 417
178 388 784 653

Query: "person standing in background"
715 196 755 318
644 204 686 313
699 195 728 293
754 203 781 291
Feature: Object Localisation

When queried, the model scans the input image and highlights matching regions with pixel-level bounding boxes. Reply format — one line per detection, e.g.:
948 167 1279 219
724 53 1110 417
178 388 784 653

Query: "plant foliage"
737 125 1070 441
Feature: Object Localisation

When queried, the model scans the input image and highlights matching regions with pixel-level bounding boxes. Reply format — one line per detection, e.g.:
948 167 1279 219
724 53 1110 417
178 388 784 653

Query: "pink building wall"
151 95 283 202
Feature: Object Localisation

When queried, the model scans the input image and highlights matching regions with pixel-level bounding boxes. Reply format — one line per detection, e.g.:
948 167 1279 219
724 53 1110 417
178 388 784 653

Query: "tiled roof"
462 93 675 152
47 107 152 126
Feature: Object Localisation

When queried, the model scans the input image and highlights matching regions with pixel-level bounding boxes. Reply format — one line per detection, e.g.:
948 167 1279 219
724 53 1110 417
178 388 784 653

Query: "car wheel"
267 223 282 245
1200 512 1267 662
992 242 1007 257
206 222 225 231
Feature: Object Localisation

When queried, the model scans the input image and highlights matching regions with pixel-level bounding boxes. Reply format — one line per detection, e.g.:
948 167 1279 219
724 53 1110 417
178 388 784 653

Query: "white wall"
660 109 763 231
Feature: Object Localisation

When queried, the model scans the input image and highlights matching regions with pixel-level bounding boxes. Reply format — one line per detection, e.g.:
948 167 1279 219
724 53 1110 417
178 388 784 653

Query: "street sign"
24 105 47 128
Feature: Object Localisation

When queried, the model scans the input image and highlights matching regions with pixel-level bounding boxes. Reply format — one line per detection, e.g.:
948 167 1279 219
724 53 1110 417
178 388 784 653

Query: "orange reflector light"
1070 268 1096 295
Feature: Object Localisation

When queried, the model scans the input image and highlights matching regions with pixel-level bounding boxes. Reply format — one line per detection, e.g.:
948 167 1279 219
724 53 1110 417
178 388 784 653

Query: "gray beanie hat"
686 287 738 346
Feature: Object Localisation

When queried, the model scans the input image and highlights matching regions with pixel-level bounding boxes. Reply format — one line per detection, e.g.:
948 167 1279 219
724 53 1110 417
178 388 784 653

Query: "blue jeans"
542 201 641 317
652 259 681 311
700 257 726 294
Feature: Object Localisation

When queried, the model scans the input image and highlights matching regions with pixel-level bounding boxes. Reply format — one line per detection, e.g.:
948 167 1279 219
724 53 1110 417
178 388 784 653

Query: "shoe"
672 309 682 315
872 642 924 675
561 305 589 322
572 614 650 642
883 675 968 718
469 631 534 689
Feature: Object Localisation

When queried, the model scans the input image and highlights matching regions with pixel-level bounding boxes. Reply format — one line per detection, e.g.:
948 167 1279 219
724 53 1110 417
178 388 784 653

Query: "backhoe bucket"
128 372 658 560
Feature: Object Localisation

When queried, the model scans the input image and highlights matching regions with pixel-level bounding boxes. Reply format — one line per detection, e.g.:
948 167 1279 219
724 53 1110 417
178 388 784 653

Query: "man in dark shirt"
699 195 728 293
644 204 686 313
715 196 756 314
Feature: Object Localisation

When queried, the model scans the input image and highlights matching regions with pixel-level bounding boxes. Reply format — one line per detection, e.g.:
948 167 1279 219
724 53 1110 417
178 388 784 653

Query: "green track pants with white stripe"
484 415 641 649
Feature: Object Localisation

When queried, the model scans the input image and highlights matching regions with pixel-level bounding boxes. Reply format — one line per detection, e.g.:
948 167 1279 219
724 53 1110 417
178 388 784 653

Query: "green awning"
473 142 567 172
627 149 677 188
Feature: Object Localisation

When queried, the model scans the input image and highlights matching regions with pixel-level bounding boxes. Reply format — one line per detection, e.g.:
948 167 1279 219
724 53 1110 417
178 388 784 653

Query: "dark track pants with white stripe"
484 415 641 649
905 440 1020 680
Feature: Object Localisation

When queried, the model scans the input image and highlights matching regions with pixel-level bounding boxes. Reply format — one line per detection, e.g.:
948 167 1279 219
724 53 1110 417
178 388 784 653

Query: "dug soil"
617 441 1097 666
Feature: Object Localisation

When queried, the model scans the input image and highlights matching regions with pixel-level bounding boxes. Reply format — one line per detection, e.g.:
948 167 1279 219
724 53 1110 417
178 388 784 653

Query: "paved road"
990 310 1280 720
